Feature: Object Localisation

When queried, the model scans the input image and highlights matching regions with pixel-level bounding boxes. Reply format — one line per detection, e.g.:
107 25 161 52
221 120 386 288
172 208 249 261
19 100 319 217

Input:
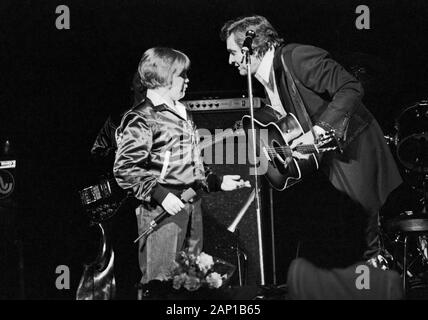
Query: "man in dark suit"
220 15 402 264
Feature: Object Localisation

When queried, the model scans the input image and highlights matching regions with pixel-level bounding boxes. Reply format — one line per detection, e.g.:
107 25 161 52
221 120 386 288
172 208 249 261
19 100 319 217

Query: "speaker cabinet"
192 110 273 285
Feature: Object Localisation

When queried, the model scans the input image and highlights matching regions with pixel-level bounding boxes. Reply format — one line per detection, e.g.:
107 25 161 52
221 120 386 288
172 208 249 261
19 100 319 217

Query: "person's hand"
221 175 251 191
289 131 313 160
312 125 327 140
289 126 326 160
161 193 185 215
289 131 315 150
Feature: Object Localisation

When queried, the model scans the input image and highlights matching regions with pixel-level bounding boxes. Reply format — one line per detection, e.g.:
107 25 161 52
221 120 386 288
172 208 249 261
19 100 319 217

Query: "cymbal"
385 213 428 233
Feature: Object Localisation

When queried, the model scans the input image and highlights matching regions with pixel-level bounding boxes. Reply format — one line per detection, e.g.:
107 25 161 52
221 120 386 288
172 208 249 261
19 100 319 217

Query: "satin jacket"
113 97 219 205
272 44 374 148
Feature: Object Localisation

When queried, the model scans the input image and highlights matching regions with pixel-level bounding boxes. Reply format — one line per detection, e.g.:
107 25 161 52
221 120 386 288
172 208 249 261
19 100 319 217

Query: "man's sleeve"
290 45 364 138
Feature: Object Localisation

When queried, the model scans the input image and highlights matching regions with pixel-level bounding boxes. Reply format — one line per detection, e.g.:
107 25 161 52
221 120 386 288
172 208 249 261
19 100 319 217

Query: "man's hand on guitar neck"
289 125 326 160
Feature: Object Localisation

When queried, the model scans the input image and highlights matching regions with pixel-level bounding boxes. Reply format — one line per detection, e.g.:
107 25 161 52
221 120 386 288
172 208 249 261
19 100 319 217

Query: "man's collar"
146 89 172 108
255 48 275 89
146 89 187 119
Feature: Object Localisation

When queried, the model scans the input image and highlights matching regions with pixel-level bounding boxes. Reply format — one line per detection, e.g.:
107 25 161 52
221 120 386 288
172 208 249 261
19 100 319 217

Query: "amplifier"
189 107 274 286
0 141 17 202
182 97 262 112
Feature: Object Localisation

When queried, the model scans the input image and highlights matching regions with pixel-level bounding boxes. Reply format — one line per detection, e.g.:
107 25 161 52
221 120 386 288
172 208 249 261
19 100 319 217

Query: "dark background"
0 0 427 299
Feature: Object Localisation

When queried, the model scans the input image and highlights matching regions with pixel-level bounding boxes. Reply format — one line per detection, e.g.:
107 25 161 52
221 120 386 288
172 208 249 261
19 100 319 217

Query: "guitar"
78 125 244 223
79 176 132 224
76 222 116 300
241 112 340 191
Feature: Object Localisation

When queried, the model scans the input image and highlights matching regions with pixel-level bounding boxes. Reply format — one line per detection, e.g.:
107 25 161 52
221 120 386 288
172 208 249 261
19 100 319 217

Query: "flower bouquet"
169 251 236 292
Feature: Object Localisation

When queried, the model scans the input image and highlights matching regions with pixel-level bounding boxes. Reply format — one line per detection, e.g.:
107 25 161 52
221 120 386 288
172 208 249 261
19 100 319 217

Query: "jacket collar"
133 97 188 121
255 48 275 91
273 45 289 109
147 89 188 120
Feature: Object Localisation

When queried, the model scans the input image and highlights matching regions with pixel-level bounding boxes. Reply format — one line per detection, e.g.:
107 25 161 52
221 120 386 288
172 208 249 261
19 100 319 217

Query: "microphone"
133 187 197 243
241 30 256 55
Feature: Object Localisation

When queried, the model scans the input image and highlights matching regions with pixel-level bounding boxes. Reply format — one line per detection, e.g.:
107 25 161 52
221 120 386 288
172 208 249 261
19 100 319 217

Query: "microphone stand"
243 49 266 285
227 189 256 286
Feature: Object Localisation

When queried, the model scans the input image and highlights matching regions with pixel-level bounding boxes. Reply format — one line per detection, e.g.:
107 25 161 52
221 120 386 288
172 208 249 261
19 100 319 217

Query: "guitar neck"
198 128 243 151
295 144 318 154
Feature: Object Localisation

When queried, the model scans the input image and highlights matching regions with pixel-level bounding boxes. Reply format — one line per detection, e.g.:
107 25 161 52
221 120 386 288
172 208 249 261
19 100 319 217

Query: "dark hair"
138 47 190 89
220 15 284 58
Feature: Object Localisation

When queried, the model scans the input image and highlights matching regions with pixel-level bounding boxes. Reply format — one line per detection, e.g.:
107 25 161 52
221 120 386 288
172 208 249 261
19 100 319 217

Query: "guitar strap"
280 47 316 140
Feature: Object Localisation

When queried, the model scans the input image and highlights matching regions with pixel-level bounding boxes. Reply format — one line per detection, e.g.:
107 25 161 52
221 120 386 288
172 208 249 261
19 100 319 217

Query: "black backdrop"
1 0 427 299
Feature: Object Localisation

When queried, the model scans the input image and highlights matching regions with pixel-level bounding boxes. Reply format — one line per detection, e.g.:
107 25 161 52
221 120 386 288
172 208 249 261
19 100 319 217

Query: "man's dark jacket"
265 44 401 217
272 44 373 147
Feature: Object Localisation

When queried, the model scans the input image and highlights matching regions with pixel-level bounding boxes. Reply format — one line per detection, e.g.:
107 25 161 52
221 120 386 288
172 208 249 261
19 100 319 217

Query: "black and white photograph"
1 0 427 305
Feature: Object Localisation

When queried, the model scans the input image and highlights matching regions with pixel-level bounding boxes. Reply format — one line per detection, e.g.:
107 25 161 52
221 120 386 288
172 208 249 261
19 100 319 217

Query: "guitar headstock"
232 119 243 131
198 121 245 151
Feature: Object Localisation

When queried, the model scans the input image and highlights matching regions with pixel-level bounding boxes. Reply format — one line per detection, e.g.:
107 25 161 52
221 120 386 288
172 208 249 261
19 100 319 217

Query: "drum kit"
380 99 428 295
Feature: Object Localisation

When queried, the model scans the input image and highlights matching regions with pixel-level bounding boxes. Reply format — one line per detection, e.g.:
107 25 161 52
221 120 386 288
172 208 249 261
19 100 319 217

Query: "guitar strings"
265 145 316 152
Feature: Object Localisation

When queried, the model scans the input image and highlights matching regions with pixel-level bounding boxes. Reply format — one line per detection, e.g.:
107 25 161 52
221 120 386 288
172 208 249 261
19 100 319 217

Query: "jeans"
136 198 203 284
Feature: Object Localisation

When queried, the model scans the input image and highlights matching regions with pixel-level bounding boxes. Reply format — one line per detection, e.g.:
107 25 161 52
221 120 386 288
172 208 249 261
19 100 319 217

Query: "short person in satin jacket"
113 47 249 285
220 16 402 264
